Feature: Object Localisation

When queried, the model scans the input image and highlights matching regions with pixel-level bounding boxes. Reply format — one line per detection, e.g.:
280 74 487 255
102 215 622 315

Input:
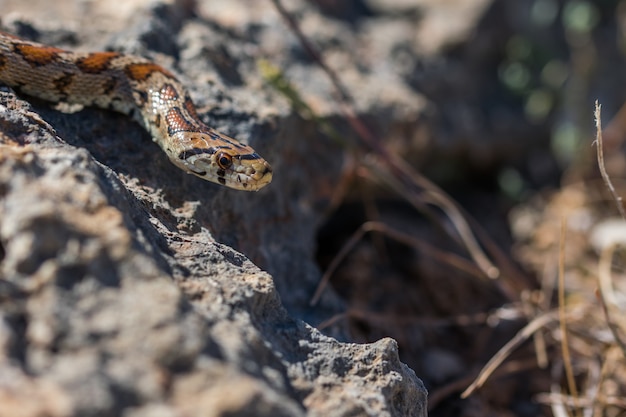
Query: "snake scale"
0 31 272 191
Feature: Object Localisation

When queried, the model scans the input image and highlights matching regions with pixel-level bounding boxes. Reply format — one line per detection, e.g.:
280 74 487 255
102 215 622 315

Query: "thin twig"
559 218 582 417
461 310 562 398
268 0 352 103
594 101 626 220
368 150 503 281
430 357 539 410
309 221 486 306
597 244 626 355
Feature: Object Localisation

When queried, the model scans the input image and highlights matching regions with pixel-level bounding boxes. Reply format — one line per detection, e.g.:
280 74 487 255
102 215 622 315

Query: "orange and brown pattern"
0 31 272 191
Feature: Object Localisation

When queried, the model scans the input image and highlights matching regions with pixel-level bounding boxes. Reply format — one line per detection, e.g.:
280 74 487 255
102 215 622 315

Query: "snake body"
0 31 272 191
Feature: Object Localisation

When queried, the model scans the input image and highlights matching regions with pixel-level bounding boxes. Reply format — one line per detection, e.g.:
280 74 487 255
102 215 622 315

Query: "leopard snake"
0 31 272 191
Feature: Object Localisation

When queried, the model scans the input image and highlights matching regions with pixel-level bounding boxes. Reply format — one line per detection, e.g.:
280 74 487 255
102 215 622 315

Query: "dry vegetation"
273 1 626 415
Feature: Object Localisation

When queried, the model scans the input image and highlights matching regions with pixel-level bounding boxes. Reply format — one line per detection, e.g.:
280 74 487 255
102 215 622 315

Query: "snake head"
173 138 273 191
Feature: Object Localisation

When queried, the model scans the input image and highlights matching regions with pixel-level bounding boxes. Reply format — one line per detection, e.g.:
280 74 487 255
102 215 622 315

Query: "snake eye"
217 152 233 170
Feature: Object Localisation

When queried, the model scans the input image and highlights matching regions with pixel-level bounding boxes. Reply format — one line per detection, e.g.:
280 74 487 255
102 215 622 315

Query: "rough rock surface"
0 0 429 416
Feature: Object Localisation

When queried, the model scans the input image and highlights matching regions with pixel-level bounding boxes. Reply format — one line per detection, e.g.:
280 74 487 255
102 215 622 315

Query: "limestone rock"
0 1 427 416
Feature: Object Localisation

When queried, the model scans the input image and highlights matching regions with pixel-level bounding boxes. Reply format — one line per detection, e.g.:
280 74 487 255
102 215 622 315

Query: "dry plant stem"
365 158 504 270
532 322 549 369
583 359 600 417
534 257 559 369
429 357 540 410
316 312 349 331
464 210 537 292
423 189 499 279
326 154 359 212
364 157 524 301
594 101 626 220
537 394 599 410
520 291 549 369
359 175 389 264
269 0 352 103
598 244 626 355
461 310 561 398
550 363 571 417
309 221 487 306
594 347 626 414
365 140 503 287
316 301 525 331
580 363 598 417
558 219 582 417
537 390 626 412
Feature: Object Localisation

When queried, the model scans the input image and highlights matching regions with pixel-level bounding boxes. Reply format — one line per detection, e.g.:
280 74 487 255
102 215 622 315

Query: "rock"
0 1 427 416
0 91 426 416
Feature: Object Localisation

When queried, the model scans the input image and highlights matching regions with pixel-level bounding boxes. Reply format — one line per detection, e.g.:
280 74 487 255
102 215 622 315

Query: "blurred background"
305 1 626 416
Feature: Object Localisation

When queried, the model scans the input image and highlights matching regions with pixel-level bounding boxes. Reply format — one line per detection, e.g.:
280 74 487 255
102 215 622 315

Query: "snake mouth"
257 161 273 178
238 160 272 191
253 162 273 189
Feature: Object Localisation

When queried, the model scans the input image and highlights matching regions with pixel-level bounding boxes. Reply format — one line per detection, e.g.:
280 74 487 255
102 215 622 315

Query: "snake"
0 31 273 191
